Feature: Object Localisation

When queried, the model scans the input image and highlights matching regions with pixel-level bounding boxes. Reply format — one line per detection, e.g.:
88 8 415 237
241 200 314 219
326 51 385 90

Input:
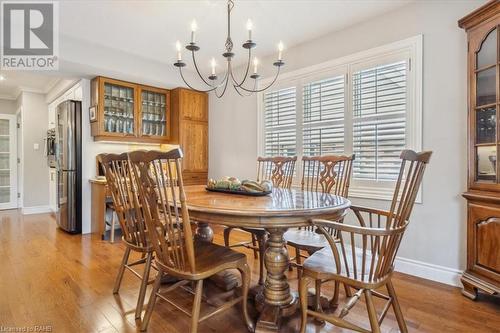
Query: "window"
263 87 297 157
352 61 407 181
303 76 345 156
259 36 422 200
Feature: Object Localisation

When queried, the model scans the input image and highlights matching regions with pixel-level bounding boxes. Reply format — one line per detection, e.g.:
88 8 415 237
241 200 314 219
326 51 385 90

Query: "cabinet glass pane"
103 83 135 134
476 67 496 106
476 107 496 144
477 28 497 69
141 91 167 136
477 145 496 182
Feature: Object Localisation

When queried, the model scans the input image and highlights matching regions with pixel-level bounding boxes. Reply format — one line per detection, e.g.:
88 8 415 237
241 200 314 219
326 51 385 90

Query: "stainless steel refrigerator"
56 100 82 233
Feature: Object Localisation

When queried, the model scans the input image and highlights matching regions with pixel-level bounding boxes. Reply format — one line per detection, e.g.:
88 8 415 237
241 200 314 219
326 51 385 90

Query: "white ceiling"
0 72 60 99
59 0 412 69
0 0 413 98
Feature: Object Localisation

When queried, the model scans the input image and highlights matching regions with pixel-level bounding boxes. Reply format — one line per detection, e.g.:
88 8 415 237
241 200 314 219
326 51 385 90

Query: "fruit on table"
207 177 273 193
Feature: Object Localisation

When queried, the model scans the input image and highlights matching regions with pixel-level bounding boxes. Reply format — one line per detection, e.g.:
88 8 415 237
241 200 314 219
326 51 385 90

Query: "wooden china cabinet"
90 76 171 143
459 0 500 300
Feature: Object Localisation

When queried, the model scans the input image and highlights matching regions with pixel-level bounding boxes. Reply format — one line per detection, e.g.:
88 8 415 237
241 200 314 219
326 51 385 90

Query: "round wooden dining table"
183 185 351 333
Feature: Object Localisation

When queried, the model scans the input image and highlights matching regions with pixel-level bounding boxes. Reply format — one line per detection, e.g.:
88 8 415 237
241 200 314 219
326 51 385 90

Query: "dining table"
183 184 351 333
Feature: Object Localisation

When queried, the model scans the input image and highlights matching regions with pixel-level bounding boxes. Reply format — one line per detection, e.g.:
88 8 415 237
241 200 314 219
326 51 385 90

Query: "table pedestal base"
255 292 298 333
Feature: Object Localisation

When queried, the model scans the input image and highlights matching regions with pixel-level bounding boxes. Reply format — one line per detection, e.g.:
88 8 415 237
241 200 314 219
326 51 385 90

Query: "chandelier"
173 0 285 98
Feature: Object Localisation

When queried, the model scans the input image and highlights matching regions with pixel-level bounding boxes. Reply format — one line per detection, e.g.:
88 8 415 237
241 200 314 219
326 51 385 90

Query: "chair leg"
295 247 302 280
191 279 204 333
387 280 408 333
141 272 162 332
314 279 322 312
329 281 340 308
135 252 153 319
223 227 232 247
257 234 266 285
238 263 255 332
251 233 258 259
344 283 352 298
110 211 116 243
365 290 381 333
299 275 310 333
113 247 131 294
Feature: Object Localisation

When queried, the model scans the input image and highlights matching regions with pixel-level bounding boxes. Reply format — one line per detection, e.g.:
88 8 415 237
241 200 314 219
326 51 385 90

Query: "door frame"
16 108 23 209
0 113 18 210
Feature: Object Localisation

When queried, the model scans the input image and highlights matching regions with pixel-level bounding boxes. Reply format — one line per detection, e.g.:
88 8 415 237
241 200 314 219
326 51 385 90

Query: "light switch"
34 143 39 150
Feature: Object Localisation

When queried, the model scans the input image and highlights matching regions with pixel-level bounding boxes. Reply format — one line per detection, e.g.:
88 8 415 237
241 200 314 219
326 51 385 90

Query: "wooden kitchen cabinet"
90 76 170 143
459 0 500 300
171 88 208 185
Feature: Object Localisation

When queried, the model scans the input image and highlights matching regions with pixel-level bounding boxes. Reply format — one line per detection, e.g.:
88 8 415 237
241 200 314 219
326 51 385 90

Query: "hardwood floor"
0 210 498 332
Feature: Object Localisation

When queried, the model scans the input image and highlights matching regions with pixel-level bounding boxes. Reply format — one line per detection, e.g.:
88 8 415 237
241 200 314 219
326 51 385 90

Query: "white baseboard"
22 205 53 215
394 256 462 287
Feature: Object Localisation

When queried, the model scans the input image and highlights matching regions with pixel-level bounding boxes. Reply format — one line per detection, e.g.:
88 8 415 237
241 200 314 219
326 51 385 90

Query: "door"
0 114 17 210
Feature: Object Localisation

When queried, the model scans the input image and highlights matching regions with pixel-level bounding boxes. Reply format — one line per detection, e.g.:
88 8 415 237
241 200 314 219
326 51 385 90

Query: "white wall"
0 99 17 115
209 0 486 285
17 92 50 209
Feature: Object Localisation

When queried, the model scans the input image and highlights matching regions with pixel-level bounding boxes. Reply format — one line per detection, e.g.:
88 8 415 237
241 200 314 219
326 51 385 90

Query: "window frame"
257 35 423 202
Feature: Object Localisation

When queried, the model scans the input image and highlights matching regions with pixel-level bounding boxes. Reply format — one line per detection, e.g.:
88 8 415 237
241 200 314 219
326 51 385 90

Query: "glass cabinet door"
475 28 498 183
140 89 169 138
103 82 135 135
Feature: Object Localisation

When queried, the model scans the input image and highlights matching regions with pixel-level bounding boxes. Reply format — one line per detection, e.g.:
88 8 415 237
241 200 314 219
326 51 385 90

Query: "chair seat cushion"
284 229 330 251
303 245 378 281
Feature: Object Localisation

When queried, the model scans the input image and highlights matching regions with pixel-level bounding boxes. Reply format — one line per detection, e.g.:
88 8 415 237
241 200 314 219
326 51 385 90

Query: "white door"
0 114 17 210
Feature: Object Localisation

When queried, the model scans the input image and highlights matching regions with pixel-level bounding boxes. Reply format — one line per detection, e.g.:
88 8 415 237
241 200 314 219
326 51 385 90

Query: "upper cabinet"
459 2 500 190
90 76 170 143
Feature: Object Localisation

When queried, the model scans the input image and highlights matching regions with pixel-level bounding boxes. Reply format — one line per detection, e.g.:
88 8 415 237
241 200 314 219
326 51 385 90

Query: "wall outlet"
34 143 39 150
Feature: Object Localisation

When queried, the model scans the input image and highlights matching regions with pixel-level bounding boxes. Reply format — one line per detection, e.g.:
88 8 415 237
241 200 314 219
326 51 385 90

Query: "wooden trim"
458 0 500 30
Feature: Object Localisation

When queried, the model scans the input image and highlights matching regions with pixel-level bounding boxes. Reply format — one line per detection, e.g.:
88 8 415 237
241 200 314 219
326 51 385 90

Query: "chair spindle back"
98 153 149 249
128 149 196 274
256 156 297 189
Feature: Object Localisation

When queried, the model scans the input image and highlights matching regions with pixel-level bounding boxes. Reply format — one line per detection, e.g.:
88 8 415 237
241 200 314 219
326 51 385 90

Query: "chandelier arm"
178 67 219 93
214 61 231 98
237 66 282 93
231 47 251 87
191 51 214 87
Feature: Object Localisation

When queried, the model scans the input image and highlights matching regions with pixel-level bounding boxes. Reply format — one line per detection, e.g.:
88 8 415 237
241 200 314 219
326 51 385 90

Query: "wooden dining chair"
223 155 297 285
98 152 155 320
299 150 432 333
127 149 253 333
284 154 354 281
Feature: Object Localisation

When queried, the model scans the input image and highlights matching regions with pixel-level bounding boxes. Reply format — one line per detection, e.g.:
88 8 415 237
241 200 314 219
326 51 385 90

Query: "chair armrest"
311 219 401 237
350 205 391 228
350 205 391 217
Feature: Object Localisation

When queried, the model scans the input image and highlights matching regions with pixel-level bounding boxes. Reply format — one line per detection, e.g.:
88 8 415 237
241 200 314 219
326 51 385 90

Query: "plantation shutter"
302 75 345 156
352 60 407 180
263 87 297 157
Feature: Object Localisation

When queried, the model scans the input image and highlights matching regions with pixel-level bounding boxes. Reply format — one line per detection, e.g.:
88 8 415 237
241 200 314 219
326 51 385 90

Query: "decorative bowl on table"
206 177 273 196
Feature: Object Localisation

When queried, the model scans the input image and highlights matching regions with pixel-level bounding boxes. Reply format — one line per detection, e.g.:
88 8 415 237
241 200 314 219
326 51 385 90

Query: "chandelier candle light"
173 0 285 98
